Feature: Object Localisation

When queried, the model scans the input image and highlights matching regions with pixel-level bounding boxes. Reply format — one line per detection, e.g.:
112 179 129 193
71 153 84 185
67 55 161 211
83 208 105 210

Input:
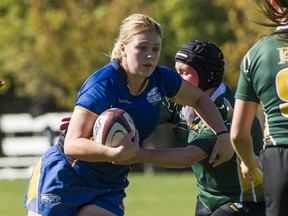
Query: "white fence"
0 112 70 179
0 112 189 179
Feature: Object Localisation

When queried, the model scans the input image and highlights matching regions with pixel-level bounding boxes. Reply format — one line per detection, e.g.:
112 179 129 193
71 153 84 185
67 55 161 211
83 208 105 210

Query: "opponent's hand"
240 155 261 181
209 133 234 167
112 148 140 165
0 81 4 88
59 117 71 130
113 130 139 162
112 156 138 165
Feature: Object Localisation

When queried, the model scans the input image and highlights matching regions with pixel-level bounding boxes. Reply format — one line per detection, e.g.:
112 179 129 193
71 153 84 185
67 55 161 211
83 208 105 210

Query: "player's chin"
140 68 154 77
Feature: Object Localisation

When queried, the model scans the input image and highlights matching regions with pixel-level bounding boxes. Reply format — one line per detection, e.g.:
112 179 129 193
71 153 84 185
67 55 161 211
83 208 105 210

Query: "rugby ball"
93 108 136 147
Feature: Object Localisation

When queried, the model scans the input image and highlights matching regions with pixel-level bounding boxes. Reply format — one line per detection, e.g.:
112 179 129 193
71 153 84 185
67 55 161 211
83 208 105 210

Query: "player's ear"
270 0 280 11
120 43 127 57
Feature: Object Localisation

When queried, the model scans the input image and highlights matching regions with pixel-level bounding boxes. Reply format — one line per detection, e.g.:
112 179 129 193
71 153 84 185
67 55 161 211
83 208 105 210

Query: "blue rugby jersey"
24 59 183 216
61 60 182 188
76 60 181 143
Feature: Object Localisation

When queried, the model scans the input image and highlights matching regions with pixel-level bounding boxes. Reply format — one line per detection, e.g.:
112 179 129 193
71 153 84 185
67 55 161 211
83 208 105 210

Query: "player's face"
120 32 161 78
175 62 199 87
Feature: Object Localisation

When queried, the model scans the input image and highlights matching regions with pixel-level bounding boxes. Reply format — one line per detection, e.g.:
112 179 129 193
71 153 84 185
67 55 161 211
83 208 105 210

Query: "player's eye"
152 47 160 52
137 45 148 51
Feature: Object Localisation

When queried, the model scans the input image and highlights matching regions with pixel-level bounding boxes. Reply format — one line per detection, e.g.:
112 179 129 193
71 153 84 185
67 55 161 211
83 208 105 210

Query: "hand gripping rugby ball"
93 108 136 147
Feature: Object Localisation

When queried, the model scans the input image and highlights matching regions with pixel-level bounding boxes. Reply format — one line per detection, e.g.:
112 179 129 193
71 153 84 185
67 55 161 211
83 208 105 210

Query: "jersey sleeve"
75 75 112 115
188 128 216 155
159 97 174 124
158 66 182 98
235 52 260 103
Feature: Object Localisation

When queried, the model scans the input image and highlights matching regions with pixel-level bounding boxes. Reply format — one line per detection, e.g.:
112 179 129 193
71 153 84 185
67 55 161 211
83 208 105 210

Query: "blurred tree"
213 0 272 89
150 0 234 69
1 0 114 112
0 0 156 113
0 0 270 113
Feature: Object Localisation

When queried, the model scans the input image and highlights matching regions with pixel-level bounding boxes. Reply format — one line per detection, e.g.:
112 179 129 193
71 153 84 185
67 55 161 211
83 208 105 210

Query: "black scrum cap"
175 40 225 91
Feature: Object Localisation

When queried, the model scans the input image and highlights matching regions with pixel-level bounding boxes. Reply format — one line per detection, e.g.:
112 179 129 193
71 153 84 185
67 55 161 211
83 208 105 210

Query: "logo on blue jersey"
146 87 162 104
41 193 61 204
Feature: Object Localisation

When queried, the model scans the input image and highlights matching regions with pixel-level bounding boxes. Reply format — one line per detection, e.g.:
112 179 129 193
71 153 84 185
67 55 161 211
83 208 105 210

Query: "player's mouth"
143 63 153 68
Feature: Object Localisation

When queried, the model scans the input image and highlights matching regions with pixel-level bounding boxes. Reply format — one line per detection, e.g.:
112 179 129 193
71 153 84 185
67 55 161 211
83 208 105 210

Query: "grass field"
1 172 197 216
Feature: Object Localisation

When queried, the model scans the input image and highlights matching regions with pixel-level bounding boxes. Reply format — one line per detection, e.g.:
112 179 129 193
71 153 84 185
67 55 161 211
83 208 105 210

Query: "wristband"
216 130 229 136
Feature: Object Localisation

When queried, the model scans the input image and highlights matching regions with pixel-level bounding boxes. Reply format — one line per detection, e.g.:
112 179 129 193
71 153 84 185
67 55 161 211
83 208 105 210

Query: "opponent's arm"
114 145 207 168
172 79 233 166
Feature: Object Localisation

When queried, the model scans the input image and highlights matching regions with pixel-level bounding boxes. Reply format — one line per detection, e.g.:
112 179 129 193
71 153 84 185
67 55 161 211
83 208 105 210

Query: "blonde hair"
110 14 162 61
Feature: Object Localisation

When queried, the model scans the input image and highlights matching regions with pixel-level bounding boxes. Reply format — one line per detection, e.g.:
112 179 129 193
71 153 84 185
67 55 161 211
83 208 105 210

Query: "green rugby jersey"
159 83 264 211
236 33 288 147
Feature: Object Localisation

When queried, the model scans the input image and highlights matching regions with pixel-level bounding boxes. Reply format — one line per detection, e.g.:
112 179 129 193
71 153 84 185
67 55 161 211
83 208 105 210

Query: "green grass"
125 172 197 216
0 179 28 215
0 172 197 216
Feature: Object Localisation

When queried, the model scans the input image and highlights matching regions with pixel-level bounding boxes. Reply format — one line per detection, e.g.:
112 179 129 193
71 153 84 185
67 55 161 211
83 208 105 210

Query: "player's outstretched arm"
114 145 207 168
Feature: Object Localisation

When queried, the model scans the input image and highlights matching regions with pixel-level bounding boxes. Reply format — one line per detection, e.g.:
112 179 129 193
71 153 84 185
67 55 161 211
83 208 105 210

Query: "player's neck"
127 77 148 95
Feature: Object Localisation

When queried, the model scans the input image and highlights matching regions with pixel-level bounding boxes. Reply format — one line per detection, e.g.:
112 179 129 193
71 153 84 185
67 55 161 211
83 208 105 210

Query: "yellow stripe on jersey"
71 159 78 167
127 79 149 96
237 157 263 202
74 106 99 117
26 159 41 206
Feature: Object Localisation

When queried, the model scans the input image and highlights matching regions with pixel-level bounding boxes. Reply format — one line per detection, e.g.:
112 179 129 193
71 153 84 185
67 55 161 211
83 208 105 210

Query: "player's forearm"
137 147 200 168
64 138 120 162
231 136 256 167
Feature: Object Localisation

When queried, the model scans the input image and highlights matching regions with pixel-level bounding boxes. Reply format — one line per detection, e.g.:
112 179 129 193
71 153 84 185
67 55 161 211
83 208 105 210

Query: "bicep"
66 108 97 140
171 78 202 107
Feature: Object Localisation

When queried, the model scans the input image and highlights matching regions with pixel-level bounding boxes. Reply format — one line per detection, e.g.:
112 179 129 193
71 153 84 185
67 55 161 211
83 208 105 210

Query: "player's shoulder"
248 34 281 57
77 62 120 97
240 36 270 73
91 61 118 79
85 62 119 84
